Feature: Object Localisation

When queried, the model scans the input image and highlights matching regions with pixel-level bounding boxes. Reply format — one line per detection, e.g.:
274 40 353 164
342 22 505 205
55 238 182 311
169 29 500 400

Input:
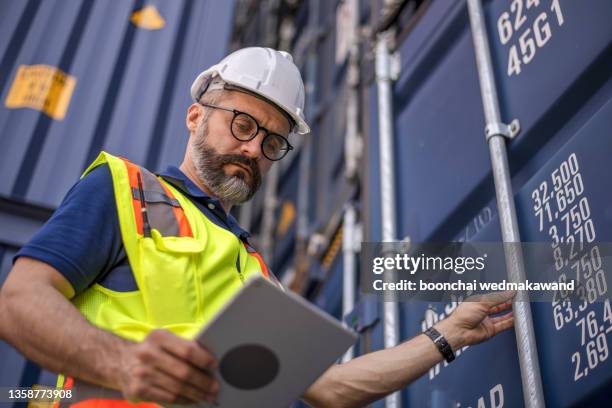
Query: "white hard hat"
191 47 310 135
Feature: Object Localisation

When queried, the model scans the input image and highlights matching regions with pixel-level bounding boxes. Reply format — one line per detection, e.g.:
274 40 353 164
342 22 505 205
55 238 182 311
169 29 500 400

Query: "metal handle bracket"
485 118 521 141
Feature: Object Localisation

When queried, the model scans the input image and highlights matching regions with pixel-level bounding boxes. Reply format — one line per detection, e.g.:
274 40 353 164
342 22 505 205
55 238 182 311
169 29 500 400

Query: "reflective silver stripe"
131 187 180 207
136 166 182 237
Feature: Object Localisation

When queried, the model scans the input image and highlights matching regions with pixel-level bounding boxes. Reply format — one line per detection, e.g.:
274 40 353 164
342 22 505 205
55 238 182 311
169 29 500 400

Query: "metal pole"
375 30 402 408
344 0 362 181
341 0 361 364
297 0 319 247
342 204 357 363
466 1 545 407
238 200 254 233
292 0 320 293
260 164 279 263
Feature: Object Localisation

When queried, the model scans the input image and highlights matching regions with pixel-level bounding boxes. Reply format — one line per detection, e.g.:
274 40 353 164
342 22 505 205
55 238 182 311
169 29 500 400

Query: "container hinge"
485 119 520 141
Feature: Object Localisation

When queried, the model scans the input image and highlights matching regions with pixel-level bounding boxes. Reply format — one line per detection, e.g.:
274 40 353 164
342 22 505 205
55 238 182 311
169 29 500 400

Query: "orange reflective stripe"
243 242 270 278
69 400 159 408
120 158 193 238
120 158 144 236
252 251 270 278
57 378 160 408
159 180 192 237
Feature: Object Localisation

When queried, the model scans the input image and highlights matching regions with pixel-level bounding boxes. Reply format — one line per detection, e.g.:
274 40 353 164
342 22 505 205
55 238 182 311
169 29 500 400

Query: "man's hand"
118 330 219 405
436 291 516 350
0 258 220 405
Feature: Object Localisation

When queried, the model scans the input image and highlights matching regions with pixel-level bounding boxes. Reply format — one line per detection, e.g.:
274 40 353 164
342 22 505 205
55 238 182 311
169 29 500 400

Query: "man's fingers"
476 290 516 307
147 368 213 404
148 330 217 370
490 313 514 335
138 330 219 403
152 330 218 370
494 315 514 334
150 346 218 393
489 312 513 325
488 299 513 314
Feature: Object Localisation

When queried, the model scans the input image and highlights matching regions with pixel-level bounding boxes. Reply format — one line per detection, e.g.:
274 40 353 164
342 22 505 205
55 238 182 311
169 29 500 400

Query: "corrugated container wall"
232 0 612 407
364 1 612 407
0 0 235 392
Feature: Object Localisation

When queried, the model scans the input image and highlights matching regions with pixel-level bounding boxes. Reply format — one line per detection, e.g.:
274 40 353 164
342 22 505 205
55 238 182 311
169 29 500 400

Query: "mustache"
192 136 263 203
218 154 259 177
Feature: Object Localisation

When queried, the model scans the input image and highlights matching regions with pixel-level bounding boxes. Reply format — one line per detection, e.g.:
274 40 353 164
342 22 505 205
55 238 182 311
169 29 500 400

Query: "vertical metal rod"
342 204 357 363
466 1 545 407
341 0 361 364
344 0 362 181
238 199 254 233
375 30 402 408
296 0 319 281
260 164 279 263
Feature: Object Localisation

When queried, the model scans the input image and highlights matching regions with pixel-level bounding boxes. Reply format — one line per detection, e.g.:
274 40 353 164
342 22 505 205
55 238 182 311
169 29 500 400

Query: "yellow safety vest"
56 151 277 407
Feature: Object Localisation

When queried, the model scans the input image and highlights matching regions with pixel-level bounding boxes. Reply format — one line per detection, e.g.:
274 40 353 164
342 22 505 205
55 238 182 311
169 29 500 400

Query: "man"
0 48 514 407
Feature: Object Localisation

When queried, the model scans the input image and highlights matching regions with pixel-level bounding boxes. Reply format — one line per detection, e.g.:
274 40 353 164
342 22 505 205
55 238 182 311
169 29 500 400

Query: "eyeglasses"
198 102 294 161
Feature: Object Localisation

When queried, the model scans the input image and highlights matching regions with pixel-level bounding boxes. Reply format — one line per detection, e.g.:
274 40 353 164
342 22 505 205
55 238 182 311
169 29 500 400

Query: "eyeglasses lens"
263 134 288 160
232 113 258 140
230 111 290 161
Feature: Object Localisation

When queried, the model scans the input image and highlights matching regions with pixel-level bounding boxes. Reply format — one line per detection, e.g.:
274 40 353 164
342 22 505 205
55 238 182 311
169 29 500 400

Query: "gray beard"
189 129 262 206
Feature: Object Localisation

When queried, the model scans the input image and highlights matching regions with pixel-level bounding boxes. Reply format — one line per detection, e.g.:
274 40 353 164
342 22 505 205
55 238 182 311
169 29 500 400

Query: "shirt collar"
158 166 251 239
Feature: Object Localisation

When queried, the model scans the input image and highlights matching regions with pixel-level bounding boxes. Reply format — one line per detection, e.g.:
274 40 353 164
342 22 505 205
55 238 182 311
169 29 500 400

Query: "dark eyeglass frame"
198 102 294 161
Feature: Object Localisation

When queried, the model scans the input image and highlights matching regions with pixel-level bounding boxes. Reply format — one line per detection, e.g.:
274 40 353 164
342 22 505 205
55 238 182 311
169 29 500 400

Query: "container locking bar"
375 29 402 408
467 1 546 407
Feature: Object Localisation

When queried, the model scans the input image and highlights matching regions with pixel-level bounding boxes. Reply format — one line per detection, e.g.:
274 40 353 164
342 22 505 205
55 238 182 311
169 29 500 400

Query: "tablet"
194 276 357 407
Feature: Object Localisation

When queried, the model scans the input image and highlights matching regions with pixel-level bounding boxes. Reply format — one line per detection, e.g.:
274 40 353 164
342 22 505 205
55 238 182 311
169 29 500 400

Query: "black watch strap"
423 327 455 363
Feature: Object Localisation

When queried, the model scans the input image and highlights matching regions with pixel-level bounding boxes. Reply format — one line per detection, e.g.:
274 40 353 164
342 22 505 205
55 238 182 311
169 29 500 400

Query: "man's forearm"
0 263 130 390
303 318 465 408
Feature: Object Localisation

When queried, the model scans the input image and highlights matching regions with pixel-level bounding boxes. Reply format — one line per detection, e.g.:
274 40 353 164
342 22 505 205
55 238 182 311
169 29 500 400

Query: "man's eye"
234 116 255 133
236 122 250 131
266 136 283 152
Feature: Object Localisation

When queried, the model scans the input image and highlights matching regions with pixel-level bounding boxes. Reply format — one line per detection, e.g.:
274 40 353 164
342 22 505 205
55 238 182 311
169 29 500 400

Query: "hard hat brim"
191 71 310 135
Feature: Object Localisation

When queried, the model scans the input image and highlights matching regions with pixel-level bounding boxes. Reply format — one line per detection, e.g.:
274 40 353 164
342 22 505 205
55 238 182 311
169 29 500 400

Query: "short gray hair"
197 78 227 124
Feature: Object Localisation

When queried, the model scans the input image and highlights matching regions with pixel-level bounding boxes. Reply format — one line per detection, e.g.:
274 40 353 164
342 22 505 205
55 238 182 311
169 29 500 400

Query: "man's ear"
186 103 202 133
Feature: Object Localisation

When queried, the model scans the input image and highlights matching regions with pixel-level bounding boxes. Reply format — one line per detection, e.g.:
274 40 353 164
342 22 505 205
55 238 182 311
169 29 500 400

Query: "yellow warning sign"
131 5 165 30
5 64 76 120
276 201 296 237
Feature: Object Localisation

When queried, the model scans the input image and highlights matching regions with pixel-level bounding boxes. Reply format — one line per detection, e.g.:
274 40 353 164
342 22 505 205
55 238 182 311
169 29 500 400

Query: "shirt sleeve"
13 164 123 295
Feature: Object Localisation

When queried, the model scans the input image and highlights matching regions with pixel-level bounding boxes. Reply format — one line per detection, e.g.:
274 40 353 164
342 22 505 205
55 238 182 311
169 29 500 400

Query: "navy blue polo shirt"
14 164 251 295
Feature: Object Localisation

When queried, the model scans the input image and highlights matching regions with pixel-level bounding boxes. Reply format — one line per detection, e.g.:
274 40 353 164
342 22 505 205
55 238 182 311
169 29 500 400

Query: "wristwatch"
423 327 455 363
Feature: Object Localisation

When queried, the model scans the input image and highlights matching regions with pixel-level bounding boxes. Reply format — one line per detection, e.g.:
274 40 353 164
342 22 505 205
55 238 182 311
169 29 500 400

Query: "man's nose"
239 133 263 159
